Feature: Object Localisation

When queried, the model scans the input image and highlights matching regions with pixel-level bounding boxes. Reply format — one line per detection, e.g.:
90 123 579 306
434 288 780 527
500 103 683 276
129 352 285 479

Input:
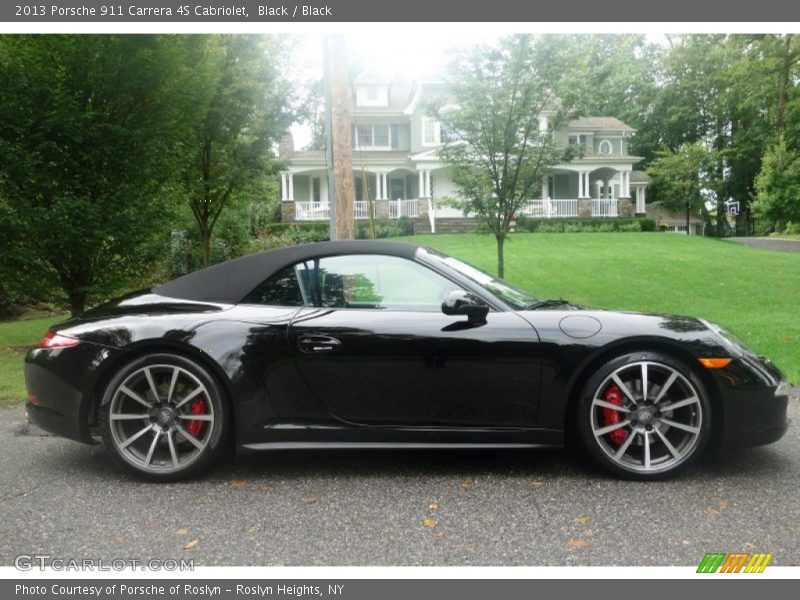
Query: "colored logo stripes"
697 552 773 573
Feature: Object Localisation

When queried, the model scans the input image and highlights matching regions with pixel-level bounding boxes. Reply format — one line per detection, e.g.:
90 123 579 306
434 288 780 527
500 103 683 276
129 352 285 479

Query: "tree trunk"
496 234 506 278
777 34 793 140
200 227 211 266
67 289 86 317
326 35 354 240
685 202 690 235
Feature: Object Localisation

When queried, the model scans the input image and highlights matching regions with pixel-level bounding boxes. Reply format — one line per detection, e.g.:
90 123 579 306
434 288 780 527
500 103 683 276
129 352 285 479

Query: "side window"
296 254 460 311
241 266 305 307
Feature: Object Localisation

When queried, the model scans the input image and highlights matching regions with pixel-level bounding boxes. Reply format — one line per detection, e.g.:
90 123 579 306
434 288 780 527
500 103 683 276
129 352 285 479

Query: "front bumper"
715 356 790 449
24 343 122 444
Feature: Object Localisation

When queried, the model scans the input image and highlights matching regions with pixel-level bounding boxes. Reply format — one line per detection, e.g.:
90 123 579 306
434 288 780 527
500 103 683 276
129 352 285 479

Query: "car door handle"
298 334 342 354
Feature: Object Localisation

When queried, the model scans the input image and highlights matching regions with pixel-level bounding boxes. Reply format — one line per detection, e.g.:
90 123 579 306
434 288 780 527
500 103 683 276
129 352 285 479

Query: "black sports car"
25 240 789 481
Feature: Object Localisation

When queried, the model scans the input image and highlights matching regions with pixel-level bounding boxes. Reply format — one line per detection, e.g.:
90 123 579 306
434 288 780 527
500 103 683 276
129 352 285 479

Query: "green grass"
409 232 800 383
0 314 66 404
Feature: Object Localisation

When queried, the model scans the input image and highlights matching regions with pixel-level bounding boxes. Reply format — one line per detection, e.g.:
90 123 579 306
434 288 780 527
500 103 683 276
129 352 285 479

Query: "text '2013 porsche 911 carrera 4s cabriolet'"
25 240 789 481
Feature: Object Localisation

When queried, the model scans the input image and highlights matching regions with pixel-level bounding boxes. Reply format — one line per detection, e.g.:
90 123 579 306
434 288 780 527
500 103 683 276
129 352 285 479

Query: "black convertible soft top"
153 240 421 304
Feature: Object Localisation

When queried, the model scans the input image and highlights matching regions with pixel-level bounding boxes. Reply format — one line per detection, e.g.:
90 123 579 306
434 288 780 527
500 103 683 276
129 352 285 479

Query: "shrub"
515 216 657 233
785 221 800 235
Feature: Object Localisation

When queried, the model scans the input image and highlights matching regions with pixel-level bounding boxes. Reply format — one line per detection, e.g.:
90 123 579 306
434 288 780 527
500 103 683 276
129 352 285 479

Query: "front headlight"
700 319 747 357
774 380 790 398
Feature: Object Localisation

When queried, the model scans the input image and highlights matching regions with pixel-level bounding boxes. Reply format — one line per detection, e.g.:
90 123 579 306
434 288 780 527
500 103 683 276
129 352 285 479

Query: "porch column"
382 173 389 200
542 175 549 199
619 170 630 198
635 185 647 214
584 172 591 198
418 170 426 198
280 172 288 201
578 171 591 199
288 172 295 201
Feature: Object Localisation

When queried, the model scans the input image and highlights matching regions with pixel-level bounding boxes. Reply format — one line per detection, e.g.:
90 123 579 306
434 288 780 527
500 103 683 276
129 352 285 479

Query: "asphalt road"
1 399 798 567
726 237 800 253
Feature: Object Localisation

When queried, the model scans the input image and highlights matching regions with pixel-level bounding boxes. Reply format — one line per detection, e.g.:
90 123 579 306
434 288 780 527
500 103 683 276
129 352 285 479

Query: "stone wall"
280 201 295 222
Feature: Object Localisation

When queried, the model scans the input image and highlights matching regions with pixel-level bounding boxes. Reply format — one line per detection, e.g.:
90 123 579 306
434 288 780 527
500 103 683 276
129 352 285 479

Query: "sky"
284 31 503 148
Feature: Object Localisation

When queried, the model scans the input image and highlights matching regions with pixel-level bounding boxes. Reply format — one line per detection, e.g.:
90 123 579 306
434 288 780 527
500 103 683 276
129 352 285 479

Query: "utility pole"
324 35 354 240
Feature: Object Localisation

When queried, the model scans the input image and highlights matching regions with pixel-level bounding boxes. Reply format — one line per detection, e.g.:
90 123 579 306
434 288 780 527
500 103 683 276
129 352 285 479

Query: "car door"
288 253 542 427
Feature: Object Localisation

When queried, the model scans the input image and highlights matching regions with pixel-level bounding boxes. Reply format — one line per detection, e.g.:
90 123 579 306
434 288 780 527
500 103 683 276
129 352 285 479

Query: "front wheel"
99 353 229 481
576 352 711 479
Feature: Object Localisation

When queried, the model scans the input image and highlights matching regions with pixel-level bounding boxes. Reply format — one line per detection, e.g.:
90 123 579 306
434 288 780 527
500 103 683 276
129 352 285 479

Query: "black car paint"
24 243 789 454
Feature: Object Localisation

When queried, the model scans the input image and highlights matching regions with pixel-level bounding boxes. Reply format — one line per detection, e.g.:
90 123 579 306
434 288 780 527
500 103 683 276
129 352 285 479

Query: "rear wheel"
577 352 711 479
99 353 228 481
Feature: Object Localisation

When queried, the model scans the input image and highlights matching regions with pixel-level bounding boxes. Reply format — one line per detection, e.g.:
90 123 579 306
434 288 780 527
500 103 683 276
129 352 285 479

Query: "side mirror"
441 290 489 323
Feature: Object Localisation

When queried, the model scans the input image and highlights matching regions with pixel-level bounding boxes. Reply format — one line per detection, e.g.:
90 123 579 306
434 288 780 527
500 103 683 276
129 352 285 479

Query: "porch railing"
295 201 330 221
519 199 579 218
389 199 419 218
592 199 618 217
354 201 377 220
295 201 377 221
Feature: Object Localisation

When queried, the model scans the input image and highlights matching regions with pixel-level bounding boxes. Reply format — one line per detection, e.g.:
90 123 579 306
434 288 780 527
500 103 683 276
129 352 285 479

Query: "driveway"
1 399 798 567
726 237 800 253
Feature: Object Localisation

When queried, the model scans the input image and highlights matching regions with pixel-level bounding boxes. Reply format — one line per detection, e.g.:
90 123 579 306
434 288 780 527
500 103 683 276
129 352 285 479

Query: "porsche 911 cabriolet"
25 240 789 480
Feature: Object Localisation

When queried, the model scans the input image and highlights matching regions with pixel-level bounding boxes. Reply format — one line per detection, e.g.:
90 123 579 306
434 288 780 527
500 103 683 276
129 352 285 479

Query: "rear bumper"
24 343 122 444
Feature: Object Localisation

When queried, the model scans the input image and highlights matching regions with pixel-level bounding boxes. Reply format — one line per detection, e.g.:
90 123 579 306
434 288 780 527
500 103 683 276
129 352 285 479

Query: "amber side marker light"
698 358 732 369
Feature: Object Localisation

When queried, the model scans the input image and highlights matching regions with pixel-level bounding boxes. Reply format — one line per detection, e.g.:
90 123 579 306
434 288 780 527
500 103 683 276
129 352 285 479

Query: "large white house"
279 73 650 233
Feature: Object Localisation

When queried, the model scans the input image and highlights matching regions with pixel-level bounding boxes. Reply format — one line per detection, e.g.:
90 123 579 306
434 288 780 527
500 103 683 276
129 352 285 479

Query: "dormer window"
569 134 589 146
357 85 388 107
598 139 613 155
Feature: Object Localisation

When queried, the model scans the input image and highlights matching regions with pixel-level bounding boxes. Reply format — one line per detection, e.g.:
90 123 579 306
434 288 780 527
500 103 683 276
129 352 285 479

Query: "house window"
373 124 389 147
356 85 389 107
440 123 458 143
353 124 393 149
568 134 588 146
422 118 453 146
598 139 613 155
312 178 321 203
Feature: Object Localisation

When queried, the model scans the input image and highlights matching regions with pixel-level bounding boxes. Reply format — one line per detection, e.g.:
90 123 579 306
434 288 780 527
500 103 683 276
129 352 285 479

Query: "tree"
430 35 573 277
180 35 295 265
0 35 190 316
646 142 716 233
753 140 800 229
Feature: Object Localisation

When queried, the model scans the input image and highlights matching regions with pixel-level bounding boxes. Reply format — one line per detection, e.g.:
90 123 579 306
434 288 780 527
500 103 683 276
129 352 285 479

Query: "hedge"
515 216 656 233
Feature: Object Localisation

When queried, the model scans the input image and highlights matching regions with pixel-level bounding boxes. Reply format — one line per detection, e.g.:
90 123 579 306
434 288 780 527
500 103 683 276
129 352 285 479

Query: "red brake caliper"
602 383 628 446
185 398 207 438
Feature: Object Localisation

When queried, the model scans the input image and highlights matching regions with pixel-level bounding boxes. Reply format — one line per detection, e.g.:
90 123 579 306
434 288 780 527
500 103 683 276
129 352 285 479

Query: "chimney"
278 132 294 158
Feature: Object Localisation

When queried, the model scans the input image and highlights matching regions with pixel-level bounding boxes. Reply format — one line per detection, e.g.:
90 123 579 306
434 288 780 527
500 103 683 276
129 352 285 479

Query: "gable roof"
566 117 635 131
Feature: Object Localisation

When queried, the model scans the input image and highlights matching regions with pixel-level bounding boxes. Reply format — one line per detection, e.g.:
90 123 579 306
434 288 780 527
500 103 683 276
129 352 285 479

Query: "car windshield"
418 248 540 310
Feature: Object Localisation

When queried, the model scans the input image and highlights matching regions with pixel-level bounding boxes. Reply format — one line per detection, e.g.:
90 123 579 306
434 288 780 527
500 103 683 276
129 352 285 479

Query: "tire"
99 353 229 481
576 351 711 480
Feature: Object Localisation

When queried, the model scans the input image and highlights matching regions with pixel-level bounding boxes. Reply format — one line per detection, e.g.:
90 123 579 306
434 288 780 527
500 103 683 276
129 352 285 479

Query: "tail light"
38 331 81 349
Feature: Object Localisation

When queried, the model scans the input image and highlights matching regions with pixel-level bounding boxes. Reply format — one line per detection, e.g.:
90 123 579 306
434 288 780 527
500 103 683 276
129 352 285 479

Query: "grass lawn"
0 315 66 404
410 232 800 383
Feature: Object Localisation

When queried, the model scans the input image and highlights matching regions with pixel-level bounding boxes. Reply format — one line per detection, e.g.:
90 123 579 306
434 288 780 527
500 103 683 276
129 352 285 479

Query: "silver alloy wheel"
108 364 215 474
589 361 703 473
